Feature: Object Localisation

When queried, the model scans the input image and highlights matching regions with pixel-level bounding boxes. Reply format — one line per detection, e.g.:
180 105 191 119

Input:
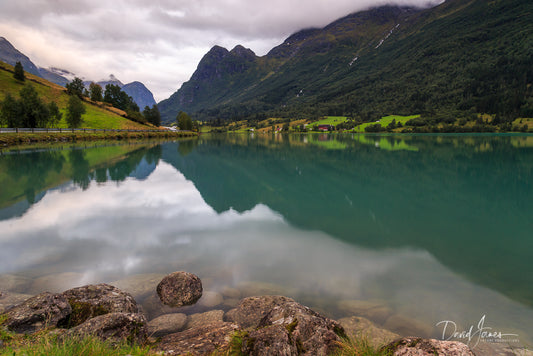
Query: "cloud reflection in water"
1 161 532 344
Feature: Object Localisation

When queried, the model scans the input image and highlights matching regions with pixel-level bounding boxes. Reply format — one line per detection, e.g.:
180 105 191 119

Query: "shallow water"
0 134 532 350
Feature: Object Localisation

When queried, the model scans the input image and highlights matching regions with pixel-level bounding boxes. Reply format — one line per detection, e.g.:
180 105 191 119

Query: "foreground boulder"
381 337 475 356
225 295 295 329
156 321 238 355
2 292 71 333
66 312 147 345
242 298 346 356
61 284 138 327
157 272 203 307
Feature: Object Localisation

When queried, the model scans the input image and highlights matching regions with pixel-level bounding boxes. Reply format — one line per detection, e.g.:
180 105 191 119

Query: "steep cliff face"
159 44 260 121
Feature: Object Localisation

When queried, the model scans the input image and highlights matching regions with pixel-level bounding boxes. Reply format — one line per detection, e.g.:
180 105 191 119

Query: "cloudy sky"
0 0 442 102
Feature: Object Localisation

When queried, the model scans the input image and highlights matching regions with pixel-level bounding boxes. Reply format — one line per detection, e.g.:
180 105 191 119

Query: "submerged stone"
147 313 187 337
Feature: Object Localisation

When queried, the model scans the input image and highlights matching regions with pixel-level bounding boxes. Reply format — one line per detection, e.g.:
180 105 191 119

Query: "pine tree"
13 61 25 81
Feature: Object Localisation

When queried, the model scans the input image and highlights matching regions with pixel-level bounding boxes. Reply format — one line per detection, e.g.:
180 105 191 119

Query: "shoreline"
0 130 196 149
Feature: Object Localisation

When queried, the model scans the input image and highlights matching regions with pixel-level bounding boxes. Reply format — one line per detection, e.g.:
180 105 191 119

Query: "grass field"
354 115 420 132
0 62 153 130
307 116 349 129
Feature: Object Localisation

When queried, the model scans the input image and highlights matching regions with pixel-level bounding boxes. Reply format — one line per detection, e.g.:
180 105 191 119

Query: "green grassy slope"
0 61 153 130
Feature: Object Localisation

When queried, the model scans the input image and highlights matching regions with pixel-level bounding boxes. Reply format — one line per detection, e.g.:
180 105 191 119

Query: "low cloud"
0 0 443 101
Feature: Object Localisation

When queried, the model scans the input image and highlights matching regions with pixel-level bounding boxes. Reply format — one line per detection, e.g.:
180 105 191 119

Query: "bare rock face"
147 313 187 337
244 299 346 356
381 337 475 356
157 272 203 307
66 312 147 345
156 321 238 355
3 292 71 333
225 295 296 329
61 284 138 327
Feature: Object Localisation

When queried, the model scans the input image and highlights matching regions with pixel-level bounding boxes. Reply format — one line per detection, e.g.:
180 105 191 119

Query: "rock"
221 287 241 299
147 313 187 338
337 299 392 324
0 274 32 293
3 292 71 333
61 284 138 327
0 292 33 313
471 342 533 356
28 272 86 294
198 291 223 308
157 271 202 307
383 314 433 338
242 324 298 356
338 316 400 348
141 293 184 320
381 337 475 355
67 312 147 345
156 321 238 355
110 273 165 299
186 310 224 329
244 299 345 356
223 298 240 308
225 295 295 329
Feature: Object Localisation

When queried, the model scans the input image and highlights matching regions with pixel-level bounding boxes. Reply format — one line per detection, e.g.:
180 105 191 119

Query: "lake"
0 134 532 351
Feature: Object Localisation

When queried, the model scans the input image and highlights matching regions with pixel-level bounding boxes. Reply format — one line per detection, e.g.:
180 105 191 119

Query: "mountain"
0 37 41 77
0 60 153 130
89 75 156 109
122 81 157 110
0 37 73 87
95 74 124 88
0 37 157 110
158 0 533 124
38 67 70 86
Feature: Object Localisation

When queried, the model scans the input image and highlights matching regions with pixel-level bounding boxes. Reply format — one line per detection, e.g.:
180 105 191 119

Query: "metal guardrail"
0 128 176 133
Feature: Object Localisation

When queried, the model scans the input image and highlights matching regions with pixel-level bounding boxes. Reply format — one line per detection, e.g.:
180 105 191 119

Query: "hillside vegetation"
0 61 153 130
158 0 533 129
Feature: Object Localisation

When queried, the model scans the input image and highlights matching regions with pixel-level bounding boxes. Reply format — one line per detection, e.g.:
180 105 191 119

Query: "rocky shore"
0 271 512 355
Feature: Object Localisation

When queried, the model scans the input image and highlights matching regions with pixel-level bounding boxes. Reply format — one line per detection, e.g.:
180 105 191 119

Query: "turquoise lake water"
0 133 532 350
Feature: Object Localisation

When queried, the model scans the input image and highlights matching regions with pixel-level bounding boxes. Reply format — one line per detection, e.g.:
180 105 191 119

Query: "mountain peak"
230 45 256 59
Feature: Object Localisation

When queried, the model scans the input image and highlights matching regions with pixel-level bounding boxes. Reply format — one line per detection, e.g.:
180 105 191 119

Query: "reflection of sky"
1 162 532 345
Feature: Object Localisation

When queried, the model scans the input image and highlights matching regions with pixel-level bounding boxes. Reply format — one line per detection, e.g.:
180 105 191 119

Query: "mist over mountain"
158 0 533 124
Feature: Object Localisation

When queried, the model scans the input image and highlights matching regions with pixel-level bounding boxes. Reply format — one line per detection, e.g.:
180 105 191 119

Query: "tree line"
0 62 161 128
66 77 161 127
